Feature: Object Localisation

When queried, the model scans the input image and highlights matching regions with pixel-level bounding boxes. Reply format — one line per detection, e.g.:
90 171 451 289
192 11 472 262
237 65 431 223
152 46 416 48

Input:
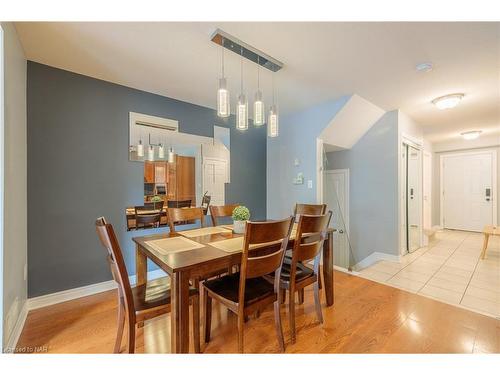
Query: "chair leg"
114 299 125 353
280 290 286 304
289 287 296 343
274 298 285 352
298 289 305 305
313 281 323 324
127 317 136 353
203 287 212 344
237 314 245 354
192 295 201 353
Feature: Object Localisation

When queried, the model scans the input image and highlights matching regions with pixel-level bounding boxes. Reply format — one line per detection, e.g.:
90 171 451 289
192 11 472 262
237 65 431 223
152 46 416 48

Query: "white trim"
440 149 498 229
316 138 324 203
4 301 28 353
28 269 166 311
399 138 423 255
353 252 401 271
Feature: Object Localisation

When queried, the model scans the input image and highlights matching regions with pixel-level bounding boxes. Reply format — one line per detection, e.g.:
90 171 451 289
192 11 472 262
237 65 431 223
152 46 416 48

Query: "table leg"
135 244 147 286
170 271 191 353
481 233 490 260
323 232 334 306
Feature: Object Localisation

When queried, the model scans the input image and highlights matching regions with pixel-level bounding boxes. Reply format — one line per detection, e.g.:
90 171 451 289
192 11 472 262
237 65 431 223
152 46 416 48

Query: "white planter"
233 220 247 234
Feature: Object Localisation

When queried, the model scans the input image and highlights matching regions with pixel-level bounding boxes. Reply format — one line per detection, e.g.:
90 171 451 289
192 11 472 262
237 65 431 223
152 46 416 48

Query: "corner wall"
325 111 400 262
1 22 27 348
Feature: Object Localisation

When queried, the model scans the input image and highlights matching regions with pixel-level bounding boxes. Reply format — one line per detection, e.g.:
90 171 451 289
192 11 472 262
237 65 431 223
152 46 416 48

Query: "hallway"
359 230 500 318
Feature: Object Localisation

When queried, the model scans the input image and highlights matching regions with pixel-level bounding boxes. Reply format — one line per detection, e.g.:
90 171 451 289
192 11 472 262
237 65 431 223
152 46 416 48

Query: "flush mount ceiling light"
432 93 464 110
415 62 433 73
461 130 482 140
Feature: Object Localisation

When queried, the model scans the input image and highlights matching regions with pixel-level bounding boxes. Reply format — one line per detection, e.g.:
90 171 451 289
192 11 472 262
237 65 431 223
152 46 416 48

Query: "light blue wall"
266 96 350 219
325 111 399 262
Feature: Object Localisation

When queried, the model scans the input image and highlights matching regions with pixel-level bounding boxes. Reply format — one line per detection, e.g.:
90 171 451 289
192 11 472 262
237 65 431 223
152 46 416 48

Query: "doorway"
440 150 497 231
401 142 422 254
323 169 350 269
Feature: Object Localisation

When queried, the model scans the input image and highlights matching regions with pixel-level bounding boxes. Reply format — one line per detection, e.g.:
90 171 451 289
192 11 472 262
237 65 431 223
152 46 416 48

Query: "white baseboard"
4 300 28 353
353 252 401 271
28 269 166 311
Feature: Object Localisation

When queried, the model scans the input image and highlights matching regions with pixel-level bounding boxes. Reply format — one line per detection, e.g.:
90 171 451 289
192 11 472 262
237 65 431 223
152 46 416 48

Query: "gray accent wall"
325 111 399 262
1 22 27 347
27 62 267 297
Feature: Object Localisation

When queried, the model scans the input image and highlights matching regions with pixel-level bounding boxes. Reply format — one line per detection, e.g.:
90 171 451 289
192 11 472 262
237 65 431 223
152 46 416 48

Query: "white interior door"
203 158 227 207
442 151 496 231
323 170 349 269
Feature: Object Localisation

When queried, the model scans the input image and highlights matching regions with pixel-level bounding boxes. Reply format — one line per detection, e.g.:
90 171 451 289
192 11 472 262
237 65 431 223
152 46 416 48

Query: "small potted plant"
232 206 250 234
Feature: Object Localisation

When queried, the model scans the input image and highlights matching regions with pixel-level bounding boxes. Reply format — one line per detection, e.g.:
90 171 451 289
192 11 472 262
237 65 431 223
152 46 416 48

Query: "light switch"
307 180 313 189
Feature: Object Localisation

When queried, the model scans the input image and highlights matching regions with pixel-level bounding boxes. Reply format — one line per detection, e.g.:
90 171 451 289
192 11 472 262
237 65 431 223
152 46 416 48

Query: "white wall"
1 22 27 348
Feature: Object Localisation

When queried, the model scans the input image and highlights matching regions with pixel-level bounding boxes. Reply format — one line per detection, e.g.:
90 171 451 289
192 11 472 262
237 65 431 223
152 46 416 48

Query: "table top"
483 225 500 235
132 225 335 274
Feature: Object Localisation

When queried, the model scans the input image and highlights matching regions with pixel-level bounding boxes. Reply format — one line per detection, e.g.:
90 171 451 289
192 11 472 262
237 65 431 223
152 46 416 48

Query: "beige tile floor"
358 230 500 318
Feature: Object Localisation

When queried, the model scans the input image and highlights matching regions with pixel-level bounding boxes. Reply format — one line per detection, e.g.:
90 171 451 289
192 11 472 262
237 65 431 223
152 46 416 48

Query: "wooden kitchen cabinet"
144 161 155 183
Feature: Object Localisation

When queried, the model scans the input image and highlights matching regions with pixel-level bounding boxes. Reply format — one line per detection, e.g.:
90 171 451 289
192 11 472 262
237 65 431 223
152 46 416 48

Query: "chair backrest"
201 194 211 215
95 217 134 315
167 199 192 208
209 204 240 226
290 211 332 276
294 203 327 216
144 201 165 210
238 217 294 307
167 207 205 232
134 205 162 228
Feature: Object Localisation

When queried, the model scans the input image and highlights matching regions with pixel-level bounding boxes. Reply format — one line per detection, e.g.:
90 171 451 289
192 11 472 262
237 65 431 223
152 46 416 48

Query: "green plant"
232 206 250 221
150 195 162 202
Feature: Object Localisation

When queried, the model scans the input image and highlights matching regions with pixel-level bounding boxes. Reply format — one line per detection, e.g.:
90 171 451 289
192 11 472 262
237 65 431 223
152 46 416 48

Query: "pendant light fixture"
236 46 248 131
168 147 175 163
268 73 279 137
147 144 154 161
158 143 165 159
253 56 265 126
217 37 230 118
137 139 144 157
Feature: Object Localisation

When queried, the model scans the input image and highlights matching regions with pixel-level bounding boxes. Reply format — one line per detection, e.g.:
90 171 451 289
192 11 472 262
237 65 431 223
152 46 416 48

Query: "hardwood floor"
17 271 500 353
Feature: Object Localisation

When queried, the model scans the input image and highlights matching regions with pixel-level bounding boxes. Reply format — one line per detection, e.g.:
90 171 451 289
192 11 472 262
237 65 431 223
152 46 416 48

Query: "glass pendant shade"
253 90 265 126
217 78 230 118
137 140 144 157
168 147 175 164
236 93 248 131
148 145 155 161
158 144 165 159
268 105 279 137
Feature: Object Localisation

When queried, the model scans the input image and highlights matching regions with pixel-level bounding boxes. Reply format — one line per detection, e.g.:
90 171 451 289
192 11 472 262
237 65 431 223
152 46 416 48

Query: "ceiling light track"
211 29 284 72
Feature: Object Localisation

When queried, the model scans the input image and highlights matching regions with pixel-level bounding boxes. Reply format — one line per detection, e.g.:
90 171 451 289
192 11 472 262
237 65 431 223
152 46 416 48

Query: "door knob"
338 229 344 234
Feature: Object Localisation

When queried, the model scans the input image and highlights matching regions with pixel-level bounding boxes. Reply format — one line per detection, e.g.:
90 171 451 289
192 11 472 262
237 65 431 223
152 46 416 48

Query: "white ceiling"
15 22 500 143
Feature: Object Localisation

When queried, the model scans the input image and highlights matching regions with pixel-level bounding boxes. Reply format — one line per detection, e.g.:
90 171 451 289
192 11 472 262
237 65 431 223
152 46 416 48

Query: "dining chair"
201 217 294 353
167 207 205 233
294 203 327 216
289 203 328 303
201 194 211 215
134 205 162 229
209 203 240 226
95 217 200 353
268 212 332 343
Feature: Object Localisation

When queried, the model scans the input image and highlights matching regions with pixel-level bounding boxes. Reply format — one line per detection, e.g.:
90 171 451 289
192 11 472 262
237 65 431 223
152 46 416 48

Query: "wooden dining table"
132 224 336 353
